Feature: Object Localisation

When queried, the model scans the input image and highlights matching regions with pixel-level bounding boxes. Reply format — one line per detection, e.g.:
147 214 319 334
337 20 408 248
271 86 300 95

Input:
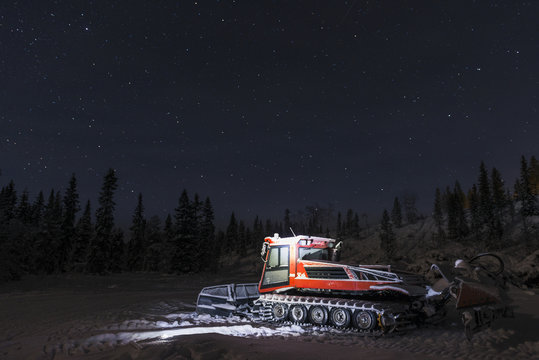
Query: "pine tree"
506 189 515 222
252 216 264 251
529 155 539 196
445 187 458 240
172 190 195 272
87 168 118 274
380 210 395 261
31 191 45 227
144 215 163 272
16 190 32 224
0 181 20 280
490 168 505 243
345 209 354 235
226 212 238 252
127 193 146 271
190 194 203 272
109 228 124 272
468 185 481 241
60 174 80 271
403 193 418 224
0 181 17 228
35 190 63 273
478 161 493 226
433 188 444 240
162 214 175 272
199 197 216 270
517 156 538 218
391 197 402 228
238 220 247 256
283 209 291 236
352 212 360 237
336 212 343 239
491 168 506 220
72 200 93 269
454 181 469 240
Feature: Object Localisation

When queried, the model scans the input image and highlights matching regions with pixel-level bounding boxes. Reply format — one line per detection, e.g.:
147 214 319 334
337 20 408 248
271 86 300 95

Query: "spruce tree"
283 209 291 235
226 212 238 252
433 188 444 240
252 216 264 251
345 209 354 235
468 185 481 241
127 193 146 271
238 220 247 256
336 212 343 239
172 190 195 272
490 168 505 243
199 197 216 270
109 228 124 272
352 213 360 237
506 189 515 222
0 181 17 227
16 190 31 224
190 194 203 272
60 174 80 271
162 214 175 272
31 191 45 227
490 168 505 217
380 210 395 261
403 193 418 224
36 190 63 273
478 161 493 226
445 187 458 240
144 215 163 272
87 168 118 274
529 155 539 196
454 181 469 240
517 155 538 218
72 200 93 269
0 181 21 280
391 197 402 228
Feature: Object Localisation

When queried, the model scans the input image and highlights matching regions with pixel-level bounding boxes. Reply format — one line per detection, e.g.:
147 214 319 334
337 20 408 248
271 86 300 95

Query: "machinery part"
272 303 288 321
330 307 351 328
353 310 377 331
309 305 329 325
196 283 259 316
289 305 308 323
255 293 410 335
469 253 504 276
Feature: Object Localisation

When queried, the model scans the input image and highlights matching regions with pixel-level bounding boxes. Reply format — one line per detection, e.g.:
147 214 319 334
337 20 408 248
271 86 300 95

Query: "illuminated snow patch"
83 324 306 345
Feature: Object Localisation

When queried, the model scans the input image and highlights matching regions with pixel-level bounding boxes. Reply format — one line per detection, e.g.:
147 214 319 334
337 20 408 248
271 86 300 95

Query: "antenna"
289 227 296 237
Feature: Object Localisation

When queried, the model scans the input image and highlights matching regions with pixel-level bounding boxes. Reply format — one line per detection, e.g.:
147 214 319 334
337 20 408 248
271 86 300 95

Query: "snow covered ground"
0 273 537 360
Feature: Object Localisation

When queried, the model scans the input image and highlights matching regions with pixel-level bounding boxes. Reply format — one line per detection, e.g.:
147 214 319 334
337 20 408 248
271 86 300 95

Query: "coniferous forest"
1 155 538 282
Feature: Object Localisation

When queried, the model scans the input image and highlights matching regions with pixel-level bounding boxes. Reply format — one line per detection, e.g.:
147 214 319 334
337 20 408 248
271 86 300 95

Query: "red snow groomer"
197 234 511 337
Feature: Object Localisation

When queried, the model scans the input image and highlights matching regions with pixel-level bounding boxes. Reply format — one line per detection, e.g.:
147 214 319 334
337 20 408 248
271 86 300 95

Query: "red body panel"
258 235 408 295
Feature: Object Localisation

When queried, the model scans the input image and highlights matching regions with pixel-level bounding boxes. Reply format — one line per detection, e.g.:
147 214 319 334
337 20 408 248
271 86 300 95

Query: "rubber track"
254 293 418 336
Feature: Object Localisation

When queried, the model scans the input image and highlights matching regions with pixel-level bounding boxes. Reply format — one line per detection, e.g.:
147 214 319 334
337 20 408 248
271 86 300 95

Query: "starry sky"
1 1 538 227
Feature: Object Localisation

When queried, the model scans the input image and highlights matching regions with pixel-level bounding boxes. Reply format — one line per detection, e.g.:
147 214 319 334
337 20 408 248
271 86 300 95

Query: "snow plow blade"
196 283 260 316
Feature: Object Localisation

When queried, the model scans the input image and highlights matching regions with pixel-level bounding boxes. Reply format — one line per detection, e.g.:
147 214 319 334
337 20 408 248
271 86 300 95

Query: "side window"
261 245 290 288
268 246 289 268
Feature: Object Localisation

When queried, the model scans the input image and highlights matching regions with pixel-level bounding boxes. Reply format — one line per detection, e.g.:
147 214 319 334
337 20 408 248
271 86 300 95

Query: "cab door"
260 245 290 289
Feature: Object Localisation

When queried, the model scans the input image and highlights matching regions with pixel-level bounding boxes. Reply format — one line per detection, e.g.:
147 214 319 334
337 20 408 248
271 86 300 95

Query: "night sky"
1 1 538 227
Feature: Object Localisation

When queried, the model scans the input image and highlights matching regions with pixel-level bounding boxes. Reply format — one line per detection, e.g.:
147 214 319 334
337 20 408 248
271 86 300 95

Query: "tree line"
0 168 293 281
380 155 539 260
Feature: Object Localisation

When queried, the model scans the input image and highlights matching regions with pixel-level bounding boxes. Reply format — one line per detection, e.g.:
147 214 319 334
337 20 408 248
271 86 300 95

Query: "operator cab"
259 234 342 291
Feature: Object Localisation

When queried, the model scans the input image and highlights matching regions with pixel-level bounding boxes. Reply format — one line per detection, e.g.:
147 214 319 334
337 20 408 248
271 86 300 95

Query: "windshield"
298 247 329 261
